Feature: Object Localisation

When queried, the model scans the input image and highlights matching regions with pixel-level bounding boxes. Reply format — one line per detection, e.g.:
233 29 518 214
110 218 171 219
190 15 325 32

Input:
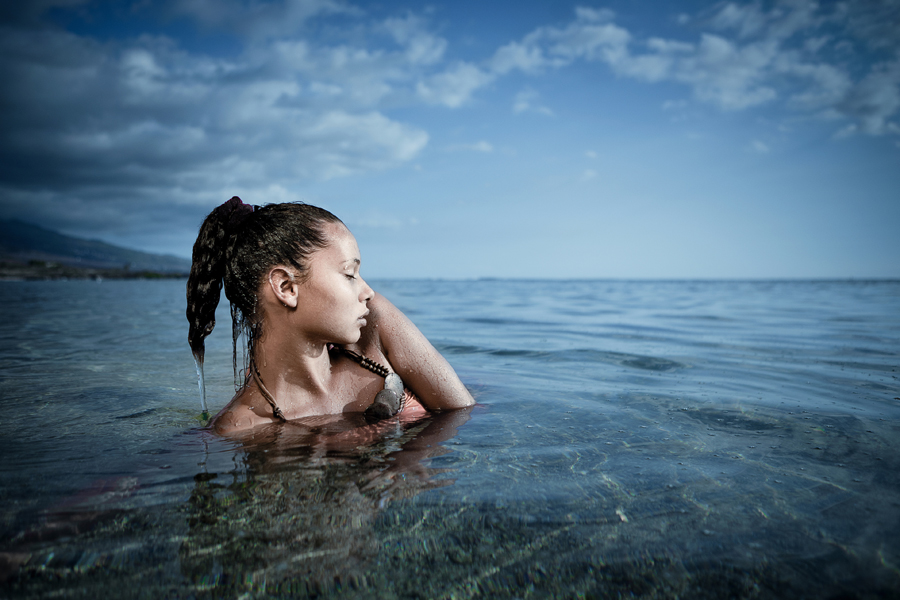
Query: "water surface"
1 279 898 598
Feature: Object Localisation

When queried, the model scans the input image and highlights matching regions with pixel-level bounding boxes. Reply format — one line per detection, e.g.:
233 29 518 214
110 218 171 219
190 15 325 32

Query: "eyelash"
345 274 357 280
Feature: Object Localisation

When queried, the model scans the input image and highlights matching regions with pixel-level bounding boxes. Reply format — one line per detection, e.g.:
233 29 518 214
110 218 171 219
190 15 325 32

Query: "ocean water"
1 279 898 599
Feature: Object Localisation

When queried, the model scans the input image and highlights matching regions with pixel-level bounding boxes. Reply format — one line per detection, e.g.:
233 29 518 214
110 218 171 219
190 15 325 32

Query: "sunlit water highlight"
0 279 898 599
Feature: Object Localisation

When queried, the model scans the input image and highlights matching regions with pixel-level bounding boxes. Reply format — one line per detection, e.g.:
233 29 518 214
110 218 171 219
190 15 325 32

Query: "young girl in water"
186 197 473 434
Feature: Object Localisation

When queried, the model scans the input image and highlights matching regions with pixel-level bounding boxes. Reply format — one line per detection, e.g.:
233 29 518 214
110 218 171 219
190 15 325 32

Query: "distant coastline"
0 218 191 280
0 259 187 281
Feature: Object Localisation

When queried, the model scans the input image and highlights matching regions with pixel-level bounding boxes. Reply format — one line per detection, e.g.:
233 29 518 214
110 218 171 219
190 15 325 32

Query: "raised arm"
363 293 474 411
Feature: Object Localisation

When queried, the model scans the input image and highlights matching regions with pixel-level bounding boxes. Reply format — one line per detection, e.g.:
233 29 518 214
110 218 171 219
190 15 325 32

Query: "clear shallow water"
1 279 898 599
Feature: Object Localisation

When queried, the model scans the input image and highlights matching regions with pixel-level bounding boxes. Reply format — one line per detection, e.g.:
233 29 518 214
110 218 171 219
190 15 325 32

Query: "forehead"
317 222 360 264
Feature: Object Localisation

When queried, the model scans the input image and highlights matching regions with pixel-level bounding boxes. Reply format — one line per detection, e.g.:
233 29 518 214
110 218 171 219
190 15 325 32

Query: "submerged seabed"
1 279 899 599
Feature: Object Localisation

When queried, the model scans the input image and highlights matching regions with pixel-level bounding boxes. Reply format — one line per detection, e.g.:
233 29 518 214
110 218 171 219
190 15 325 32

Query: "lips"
358 309 370 326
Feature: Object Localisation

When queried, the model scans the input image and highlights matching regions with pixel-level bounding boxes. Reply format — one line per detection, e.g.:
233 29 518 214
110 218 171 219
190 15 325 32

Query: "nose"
359 276 374 302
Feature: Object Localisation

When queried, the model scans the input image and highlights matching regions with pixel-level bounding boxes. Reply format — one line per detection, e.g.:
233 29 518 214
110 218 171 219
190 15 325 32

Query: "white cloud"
709 2 769 39
0 5 438 189
574 7 615 23
513 89 553 116
668 34 780 110
383 13 447 65
748 139 770 153
1 0 898 253
708 0 819 41
0 7 435 244
487 7 631 77
803 36 829 54
778 58 852 110
490 41 548 75
544 18 631 64
833 123 858 139
5 0 894 220
120 49 168 98
447 141 493 153
662 99 688 111
267 40 404 108
837 58 900 135
416 62 494 107
490 1 900 134
166 0 360 40
305 111 429 179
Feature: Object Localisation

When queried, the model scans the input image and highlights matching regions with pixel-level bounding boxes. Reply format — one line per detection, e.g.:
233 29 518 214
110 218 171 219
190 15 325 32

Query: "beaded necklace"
251 347 406 422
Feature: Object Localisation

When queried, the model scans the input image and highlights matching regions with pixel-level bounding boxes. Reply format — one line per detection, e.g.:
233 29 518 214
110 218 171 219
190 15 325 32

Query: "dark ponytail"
186 197 253 362
186 197 342 387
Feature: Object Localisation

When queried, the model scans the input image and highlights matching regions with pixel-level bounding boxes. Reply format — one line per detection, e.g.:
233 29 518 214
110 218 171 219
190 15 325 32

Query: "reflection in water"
180 408 472 595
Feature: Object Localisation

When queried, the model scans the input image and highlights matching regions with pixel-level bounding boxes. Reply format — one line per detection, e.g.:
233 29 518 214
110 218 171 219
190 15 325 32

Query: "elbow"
442 388 475 410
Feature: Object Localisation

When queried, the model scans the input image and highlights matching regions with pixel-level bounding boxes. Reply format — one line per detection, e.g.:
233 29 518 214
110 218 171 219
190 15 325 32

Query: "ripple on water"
439 345 685 372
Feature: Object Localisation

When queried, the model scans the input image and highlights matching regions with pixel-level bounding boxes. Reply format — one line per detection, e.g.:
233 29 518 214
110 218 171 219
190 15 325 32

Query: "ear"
267 267 299 308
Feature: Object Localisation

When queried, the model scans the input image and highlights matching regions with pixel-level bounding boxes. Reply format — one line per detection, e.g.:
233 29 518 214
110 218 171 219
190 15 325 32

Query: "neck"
251 328 333 413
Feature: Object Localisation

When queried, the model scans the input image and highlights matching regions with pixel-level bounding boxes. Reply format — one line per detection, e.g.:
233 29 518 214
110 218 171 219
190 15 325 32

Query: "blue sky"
1 0 898 278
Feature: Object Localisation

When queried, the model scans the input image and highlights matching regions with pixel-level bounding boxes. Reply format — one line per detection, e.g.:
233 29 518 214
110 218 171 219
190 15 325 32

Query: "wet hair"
186 197 343 386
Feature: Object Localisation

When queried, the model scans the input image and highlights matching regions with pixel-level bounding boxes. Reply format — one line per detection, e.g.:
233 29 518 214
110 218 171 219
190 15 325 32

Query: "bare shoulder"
363 293 412 338
354 292 406 356
356 292 425 359
358 292 474 410
209 388 273 435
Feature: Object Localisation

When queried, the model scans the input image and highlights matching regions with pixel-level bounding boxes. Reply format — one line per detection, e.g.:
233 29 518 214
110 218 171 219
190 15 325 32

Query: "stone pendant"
365 373 405 421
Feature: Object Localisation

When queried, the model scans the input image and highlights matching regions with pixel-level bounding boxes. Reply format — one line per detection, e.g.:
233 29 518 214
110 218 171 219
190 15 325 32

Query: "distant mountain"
0 219 191 273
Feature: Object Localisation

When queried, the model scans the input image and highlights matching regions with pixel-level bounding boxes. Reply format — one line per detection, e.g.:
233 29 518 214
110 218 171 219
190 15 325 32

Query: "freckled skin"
210 223 473 434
